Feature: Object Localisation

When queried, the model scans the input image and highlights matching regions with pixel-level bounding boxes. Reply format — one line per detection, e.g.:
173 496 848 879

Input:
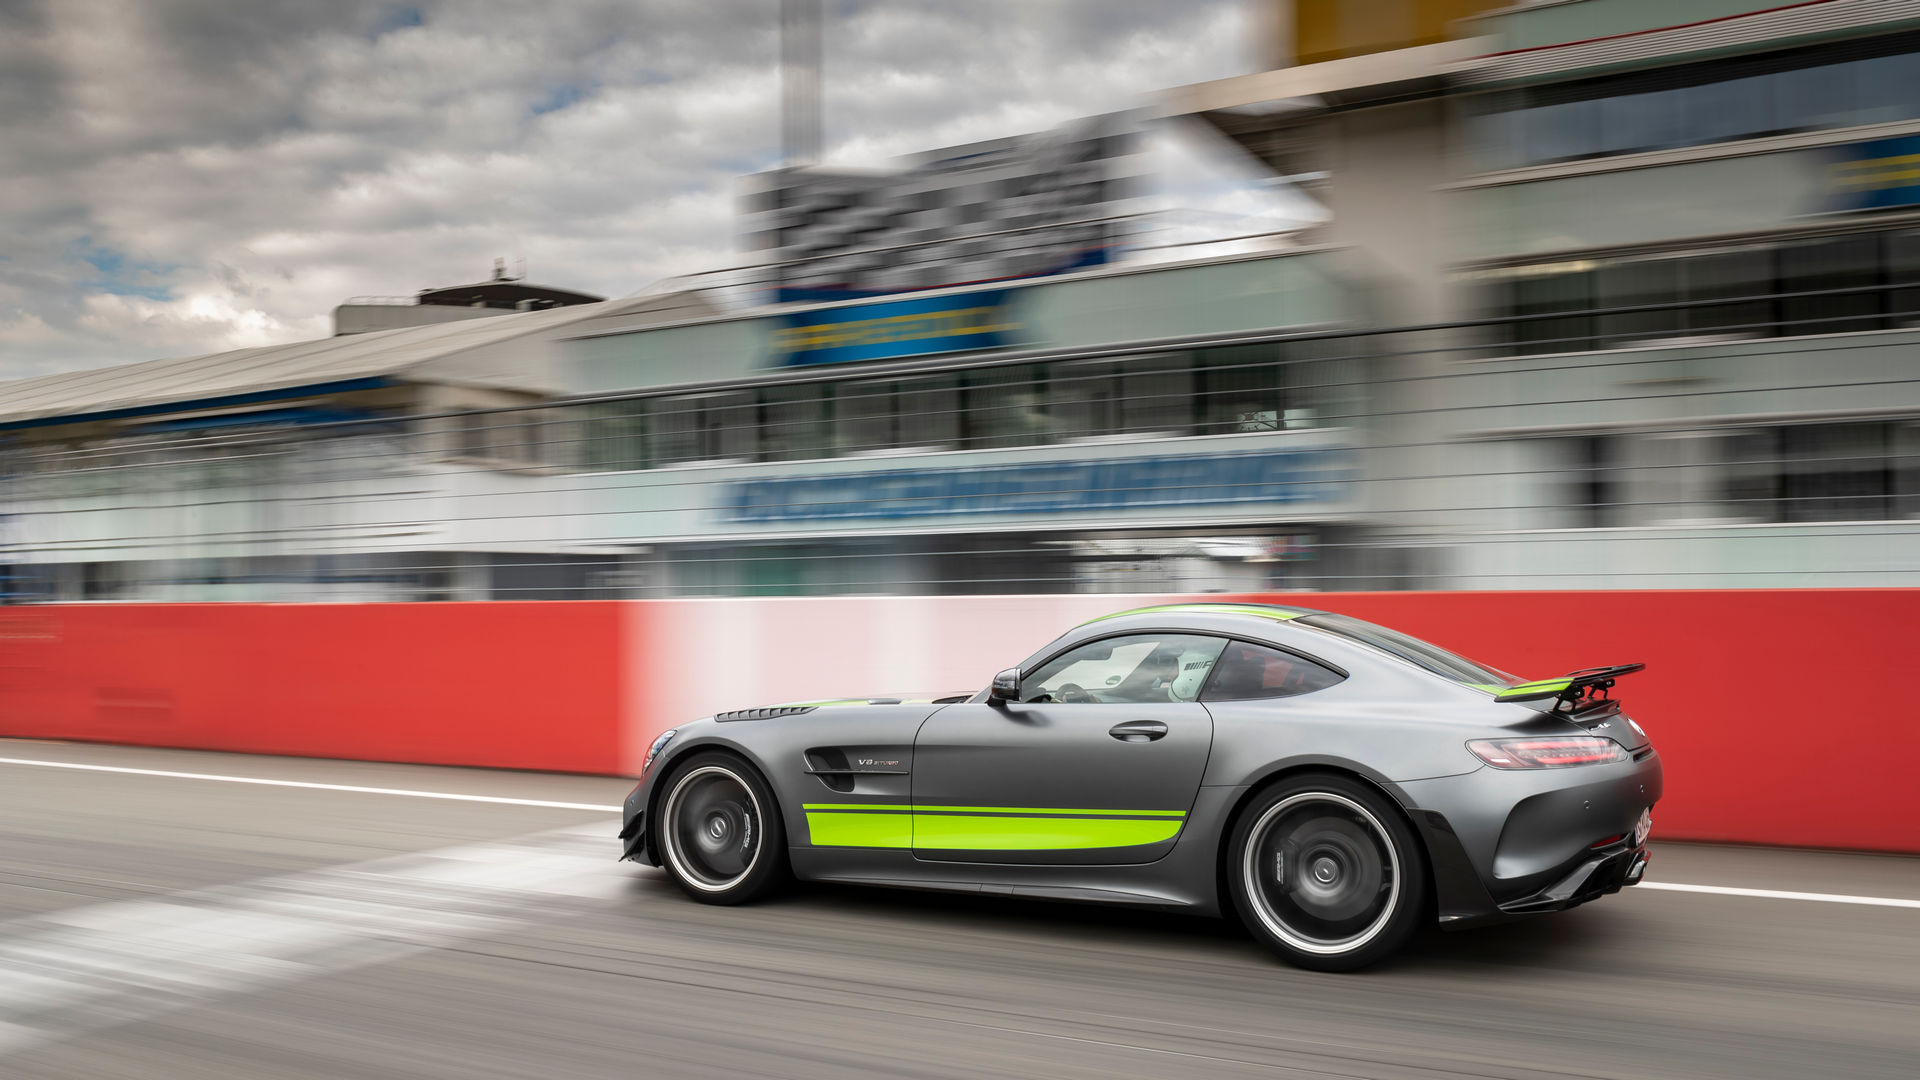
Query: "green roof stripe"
1078 603 1309 627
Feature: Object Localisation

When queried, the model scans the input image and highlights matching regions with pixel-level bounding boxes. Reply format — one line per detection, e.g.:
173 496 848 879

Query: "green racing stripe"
801 803 1187 850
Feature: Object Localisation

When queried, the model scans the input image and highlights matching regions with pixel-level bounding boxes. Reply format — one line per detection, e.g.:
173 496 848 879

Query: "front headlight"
643 728 679 773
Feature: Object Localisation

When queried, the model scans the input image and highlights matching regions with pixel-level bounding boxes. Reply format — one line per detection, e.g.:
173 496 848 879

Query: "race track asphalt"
1 739 1915 1080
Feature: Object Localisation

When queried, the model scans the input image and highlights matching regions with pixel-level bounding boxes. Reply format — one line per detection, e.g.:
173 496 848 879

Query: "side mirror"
988 667 1021 704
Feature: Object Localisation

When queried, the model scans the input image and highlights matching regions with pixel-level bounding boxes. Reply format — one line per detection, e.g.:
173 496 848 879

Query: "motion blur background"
7 0 1920 603
1 0 1917 843
1 4 1918 1079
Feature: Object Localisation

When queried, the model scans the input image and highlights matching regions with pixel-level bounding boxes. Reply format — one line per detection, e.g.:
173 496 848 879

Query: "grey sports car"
619 603 1662 970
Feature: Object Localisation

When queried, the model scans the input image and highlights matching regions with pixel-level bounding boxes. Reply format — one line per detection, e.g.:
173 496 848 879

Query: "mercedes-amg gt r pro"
619 603 1662 970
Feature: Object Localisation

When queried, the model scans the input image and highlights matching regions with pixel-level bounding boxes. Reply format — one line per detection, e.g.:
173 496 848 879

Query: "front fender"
619 720 786 865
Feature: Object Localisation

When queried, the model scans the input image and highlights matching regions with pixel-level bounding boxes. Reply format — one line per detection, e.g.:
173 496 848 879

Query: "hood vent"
714 706 819 722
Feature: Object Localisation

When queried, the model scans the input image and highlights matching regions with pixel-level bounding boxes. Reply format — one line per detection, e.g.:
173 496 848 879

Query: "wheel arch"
1211 760 1438 926
643 738 795 864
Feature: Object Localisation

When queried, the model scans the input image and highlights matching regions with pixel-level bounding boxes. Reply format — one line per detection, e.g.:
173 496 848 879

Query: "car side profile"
619 603 1663 970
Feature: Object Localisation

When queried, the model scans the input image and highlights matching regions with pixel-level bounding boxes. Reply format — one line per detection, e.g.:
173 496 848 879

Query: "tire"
654 751 788 905
1226 772 1429 972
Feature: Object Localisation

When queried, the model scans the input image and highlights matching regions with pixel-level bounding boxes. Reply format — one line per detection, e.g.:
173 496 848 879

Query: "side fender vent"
806 749 857 792
714 706 819 722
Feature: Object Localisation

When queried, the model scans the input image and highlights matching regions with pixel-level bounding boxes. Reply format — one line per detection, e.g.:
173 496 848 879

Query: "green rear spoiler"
1491 663 1646 705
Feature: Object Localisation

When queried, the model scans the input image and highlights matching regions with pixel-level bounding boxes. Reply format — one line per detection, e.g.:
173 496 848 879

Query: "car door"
911 633 1224 864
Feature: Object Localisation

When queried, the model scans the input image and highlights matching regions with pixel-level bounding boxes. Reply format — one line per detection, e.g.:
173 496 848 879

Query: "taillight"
1467 736 1631 769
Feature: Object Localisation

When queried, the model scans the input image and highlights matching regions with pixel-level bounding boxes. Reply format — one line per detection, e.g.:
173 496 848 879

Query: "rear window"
1295 613 1510 685
1202 641 1345 701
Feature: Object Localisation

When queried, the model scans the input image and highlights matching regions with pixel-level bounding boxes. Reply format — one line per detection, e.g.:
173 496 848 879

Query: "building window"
1051 358 1120 440
1562 435 1620 529
1465 30 1920 172
1595 259 1681 347
837 379 895 455
1685 248 1775 339
1197 345 1286 434
1557 421 1918 527
1507 270 1594 356
1478 228 1920 356
1782 423 1897 521
964 365 1046 449
1120 355 1194 436
562 340 1341 474
1778 234 1883 335
897 373 962 450
761 383 830 462
583 401 649 471
649 396 702 465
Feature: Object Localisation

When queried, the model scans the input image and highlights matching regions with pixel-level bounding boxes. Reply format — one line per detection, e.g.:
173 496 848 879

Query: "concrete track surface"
1 740 1915 1080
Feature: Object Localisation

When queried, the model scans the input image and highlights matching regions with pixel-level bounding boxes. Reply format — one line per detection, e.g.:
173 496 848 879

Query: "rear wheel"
656 752 787 904
1227 773 1428 972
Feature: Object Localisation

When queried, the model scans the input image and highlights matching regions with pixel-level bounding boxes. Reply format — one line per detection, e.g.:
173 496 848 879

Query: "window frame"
1198 638 1349 703
1018 631 1229 705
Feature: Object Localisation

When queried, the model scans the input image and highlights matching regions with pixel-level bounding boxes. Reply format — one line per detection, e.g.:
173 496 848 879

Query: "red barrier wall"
0 603 624 774
3 592 1916 852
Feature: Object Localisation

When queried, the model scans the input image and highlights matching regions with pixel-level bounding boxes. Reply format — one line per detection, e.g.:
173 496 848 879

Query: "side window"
1023 634 1226 704
1201 641 1344 702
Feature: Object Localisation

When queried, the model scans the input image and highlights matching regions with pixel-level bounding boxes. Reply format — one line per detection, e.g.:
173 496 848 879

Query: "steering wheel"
1053 682 1095 704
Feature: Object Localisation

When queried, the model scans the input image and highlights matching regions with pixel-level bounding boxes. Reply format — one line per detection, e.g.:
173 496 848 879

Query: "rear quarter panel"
1199 658 1505 791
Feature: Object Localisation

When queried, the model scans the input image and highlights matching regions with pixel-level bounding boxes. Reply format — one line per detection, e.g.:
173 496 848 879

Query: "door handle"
1108 720 1168 742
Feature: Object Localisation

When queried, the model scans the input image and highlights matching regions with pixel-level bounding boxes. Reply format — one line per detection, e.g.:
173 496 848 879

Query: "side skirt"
789 847 1207 913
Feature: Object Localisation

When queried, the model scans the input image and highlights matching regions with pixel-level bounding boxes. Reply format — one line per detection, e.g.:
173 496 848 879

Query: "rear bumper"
1498 842 1649 915
1401 749 1662 930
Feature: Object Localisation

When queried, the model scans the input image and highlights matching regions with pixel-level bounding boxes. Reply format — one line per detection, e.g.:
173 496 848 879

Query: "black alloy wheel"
1227 772 1428 971
656 752 788 904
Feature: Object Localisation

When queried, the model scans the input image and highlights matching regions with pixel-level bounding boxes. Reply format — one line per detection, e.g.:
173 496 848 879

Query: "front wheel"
1227 773 1428 971
655 752 788 904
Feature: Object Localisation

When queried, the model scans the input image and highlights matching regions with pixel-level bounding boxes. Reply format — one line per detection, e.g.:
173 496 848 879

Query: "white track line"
1636 881 1920 909
3 755 1915 911
0 756 622 812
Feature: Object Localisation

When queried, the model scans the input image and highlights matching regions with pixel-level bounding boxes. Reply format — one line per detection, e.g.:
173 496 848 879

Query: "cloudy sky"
0 0 1260 380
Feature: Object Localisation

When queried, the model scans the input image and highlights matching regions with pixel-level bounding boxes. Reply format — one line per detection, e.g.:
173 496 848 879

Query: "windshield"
1295 613 1512 686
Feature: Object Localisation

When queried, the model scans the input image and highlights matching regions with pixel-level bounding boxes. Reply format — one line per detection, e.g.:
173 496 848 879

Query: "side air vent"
805 748 856 792
714 706 818 722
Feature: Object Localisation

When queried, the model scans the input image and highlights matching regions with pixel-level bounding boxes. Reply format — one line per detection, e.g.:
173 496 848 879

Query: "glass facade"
1463 31 1920 171
1553 420 1920 527
571 342 1358 473
1479 226 1920 355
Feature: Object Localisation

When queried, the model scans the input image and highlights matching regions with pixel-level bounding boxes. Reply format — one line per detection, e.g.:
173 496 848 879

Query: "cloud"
0 0 1254 380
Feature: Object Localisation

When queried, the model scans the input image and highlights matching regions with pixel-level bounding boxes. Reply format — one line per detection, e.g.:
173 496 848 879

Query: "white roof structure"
0 289 717 428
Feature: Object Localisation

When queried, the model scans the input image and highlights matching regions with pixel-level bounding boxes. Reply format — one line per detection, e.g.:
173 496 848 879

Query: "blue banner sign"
1827 135 1920 212
723 448 1354 524
769 290 1019 367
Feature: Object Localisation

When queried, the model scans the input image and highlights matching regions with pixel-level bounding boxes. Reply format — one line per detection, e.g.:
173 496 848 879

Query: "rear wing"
1493 663 1645 709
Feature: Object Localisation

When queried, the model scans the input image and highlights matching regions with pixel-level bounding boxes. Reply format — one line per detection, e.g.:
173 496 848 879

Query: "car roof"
1075 602 1328 628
